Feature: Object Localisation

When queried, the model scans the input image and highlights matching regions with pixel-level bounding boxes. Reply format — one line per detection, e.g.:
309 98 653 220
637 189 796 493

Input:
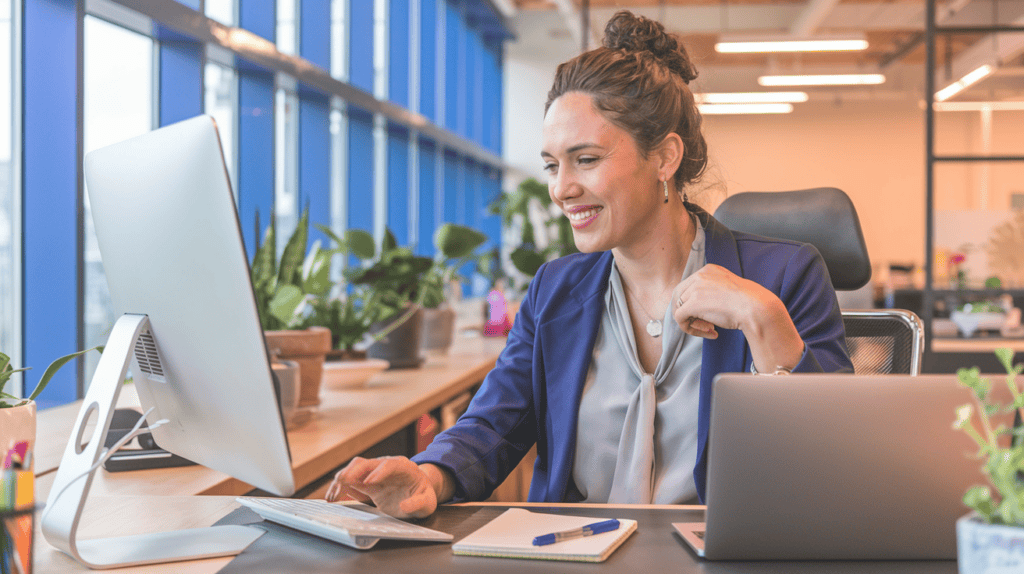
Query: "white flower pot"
0 400 36 469
957 512 1024 573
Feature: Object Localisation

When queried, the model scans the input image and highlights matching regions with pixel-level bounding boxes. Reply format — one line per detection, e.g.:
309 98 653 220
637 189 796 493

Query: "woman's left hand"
671 263 777 339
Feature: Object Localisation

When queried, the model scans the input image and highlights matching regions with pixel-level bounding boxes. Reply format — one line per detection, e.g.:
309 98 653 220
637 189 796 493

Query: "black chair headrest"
712 188 871 290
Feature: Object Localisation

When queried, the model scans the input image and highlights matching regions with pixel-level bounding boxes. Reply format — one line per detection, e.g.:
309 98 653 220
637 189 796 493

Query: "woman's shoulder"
528 251 612 305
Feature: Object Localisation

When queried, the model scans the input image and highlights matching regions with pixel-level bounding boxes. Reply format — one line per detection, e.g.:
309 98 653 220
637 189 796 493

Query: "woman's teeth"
568 208 599 221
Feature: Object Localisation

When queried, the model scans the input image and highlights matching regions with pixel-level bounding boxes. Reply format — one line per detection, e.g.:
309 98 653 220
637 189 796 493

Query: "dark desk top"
216 504 956 573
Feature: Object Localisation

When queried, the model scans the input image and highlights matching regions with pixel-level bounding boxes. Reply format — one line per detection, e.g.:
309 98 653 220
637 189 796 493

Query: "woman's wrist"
743 296 804 373
419 463 455 504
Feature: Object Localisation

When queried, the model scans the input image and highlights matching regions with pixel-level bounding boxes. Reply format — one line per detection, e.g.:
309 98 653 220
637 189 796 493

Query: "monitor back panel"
703 373 1006 560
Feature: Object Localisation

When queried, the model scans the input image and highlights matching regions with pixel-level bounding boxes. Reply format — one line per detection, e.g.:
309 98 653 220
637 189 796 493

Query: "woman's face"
542 92 662 254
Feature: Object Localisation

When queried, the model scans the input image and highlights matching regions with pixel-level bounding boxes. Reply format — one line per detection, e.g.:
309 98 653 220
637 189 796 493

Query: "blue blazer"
413 208 853 503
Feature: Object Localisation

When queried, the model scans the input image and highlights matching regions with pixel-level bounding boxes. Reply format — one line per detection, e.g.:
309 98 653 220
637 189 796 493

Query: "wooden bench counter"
35 336 507 498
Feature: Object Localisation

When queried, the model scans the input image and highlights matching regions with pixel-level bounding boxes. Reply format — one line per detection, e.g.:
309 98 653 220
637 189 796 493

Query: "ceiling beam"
789 0 843 37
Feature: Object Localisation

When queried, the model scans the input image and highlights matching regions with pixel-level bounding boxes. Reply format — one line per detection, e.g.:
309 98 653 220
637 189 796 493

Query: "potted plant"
419 223 489 354
251 209 333 408
0 347 101 467
953 347 1024 572
488 177 577 295
343 228 434 369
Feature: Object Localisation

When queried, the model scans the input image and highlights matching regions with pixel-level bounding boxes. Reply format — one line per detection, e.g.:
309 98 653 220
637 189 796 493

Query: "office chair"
713 188 924 375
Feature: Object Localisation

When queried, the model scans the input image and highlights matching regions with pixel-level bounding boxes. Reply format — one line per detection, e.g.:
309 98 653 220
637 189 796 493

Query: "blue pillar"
299 0 331 244
23 0 80 407
387 123 410 245
348 107 375 235
157 33 203 126
416 139 437 257
419 0 437 121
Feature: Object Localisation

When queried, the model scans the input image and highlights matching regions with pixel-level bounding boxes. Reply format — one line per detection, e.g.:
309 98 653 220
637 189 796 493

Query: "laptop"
674 373 1008 560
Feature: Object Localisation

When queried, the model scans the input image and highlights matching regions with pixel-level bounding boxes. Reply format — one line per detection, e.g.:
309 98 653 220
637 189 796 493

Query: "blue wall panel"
387 124 410 246
419 0 436 120
347 107 375 235
444 2 459 133
158 41 203 127
299 0 331 69
465 27 478 145
442 149 459 225
239 0 275 41
416 139 437 257
237 69 276 259
175 0 201 10
349 0 374 94
388 0 410 108
299 93 331 246
482 166 502 248
23 0 79 407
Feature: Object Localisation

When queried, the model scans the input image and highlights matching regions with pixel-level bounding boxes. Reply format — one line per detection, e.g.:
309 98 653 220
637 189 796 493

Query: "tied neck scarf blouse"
572 221 706 504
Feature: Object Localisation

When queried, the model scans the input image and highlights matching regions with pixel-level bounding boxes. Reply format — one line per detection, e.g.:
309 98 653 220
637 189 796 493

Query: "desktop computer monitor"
41 115 295 569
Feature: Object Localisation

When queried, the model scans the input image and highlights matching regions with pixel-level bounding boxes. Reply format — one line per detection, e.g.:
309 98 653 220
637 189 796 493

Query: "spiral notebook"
452 508 637 563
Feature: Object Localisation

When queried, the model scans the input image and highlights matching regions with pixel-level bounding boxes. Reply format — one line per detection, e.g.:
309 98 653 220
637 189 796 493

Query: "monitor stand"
40 313 264 569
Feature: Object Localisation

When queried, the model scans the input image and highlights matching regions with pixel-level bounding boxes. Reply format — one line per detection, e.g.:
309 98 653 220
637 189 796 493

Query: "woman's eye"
578 156 598 165
543 163 557 173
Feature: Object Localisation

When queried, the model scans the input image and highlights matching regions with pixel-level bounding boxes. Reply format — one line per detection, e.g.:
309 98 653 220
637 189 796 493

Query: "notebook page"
452 508 637 562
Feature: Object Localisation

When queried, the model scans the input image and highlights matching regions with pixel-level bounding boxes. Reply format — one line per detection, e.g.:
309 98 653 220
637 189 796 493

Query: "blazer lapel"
536 252 613 501
694 209 748 501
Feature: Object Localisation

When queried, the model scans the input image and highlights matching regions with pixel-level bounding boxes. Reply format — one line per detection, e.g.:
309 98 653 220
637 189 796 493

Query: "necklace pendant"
646 319 663 338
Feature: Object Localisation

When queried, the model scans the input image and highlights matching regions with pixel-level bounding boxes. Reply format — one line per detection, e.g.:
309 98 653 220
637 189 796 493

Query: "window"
275 86 299 255
205 0 236 27
82 16 154 384
204 62 238 199
0 0 16 392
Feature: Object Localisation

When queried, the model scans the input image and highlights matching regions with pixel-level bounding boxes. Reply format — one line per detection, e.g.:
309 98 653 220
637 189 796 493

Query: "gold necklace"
621 279 667 338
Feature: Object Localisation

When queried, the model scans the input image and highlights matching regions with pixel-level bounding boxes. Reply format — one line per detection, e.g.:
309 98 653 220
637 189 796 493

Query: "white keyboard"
236 497 453 550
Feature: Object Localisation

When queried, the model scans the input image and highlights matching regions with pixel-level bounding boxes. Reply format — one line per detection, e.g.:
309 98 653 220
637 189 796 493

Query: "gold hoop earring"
663 180 669 204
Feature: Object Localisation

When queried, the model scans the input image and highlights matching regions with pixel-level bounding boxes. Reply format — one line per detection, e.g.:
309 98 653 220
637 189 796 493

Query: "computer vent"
133 331 165 378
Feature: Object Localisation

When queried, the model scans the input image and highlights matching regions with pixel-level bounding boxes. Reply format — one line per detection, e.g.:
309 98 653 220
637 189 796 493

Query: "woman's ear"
655 133 684 182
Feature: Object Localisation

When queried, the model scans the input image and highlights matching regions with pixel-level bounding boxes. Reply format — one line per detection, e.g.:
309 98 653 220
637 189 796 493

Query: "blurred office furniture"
714 188 924 375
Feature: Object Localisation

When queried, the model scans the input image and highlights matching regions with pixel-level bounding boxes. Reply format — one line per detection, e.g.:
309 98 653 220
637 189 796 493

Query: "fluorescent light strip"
758 74 886 86
935 65 994 102
698 103 794 115
716 39 868 53
695 92 809 104
934 101 1024 112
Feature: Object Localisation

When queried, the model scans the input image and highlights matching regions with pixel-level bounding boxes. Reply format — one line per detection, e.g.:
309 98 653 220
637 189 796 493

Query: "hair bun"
602 11 698 84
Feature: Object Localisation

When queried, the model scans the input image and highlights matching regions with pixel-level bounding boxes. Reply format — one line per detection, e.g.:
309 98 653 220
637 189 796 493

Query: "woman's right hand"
324 456 445 519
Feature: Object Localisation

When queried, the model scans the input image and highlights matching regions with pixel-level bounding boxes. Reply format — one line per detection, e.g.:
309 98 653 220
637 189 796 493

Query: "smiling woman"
323 10 854 517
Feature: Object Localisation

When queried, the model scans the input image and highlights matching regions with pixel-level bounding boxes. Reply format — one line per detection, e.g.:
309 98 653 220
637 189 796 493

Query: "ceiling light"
758 74 886 86
695 92 809 104
934 101 1024 112
935 65 995 102
716 39 868 54
698 103 794 115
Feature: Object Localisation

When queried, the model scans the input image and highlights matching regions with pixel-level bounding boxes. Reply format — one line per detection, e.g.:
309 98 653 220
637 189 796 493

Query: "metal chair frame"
841 309 925 376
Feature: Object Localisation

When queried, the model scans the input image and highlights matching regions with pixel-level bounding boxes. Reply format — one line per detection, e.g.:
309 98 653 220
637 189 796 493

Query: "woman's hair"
545 10 708 191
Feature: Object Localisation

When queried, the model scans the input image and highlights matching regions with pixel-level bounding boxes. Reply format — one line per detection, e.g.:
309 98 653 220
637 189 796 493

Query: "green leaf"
510 247 545 277
434 223 488 259
268 285 305 326
302 248 333 296
30 346 103 401
278 209 309 288
347 229 376 260
964 486 996 522
995 348 1015 374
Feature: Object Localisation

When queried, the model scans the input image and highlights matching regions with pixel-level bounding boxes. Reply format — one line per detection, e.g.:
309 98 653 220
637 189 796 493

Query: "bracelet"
749 343 804 376
750 362 793 376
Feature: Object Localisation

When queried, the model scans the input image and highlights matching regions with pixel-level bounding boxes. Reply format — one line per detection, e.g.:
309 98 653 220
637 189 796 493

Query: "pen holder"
0 470 34 574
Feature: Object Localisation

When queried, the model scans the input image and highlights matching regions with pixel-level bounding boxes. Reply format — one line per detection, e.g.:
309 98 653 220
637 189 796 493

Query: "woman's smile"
565 205 604 229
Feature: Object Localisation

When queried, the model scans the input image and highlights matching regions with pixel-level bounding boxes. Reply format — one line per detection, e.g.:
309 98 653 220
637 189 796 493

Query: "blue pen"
532 519 620 546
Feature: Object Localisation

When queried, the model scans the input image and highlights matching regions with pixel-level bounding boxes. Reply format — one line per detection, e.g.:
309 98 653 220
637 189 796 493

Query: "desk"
34 498 956 573
34 336 506 497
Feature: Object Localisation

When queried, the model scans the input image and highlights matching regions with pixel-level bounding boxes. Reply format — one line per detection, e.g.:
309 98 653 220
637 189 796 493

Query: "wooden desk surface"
35 336 506 498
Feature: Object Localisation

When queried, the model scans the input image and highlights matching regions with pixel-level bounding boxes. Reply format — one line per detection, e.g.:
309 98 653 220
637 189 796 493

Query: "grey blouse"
572 221 707 504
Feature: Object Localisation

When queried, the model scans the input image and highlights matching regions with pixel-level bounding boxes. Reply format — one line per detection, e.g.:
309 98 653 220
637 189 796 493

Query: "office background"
2 0 1022 408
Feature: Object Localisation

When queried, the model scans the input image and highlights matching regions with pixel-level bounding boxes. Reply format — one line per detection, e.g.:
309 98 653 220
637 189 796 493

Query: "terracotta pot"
0 400 36 470
264 327 331 407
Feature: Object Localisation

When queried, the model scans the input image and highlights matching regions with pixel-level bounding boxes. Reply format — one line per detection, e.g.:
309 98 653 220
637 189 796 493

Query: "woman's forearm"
419 463 457 504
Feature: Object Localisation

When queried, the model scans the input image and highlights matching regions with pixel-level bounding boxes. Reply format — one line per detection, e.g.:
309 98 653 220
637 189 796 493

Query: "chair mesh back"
843 313 918 375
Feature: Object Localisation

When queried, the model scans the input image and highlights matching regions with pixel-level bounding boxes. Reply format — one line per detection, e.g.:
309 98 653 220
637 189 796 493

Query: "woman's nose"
551 170 582 203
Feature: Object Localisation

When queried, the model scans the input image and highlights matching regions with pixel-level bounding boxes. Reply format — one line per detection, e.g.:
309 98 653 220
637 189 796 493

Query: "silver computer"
676 373 1000 560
